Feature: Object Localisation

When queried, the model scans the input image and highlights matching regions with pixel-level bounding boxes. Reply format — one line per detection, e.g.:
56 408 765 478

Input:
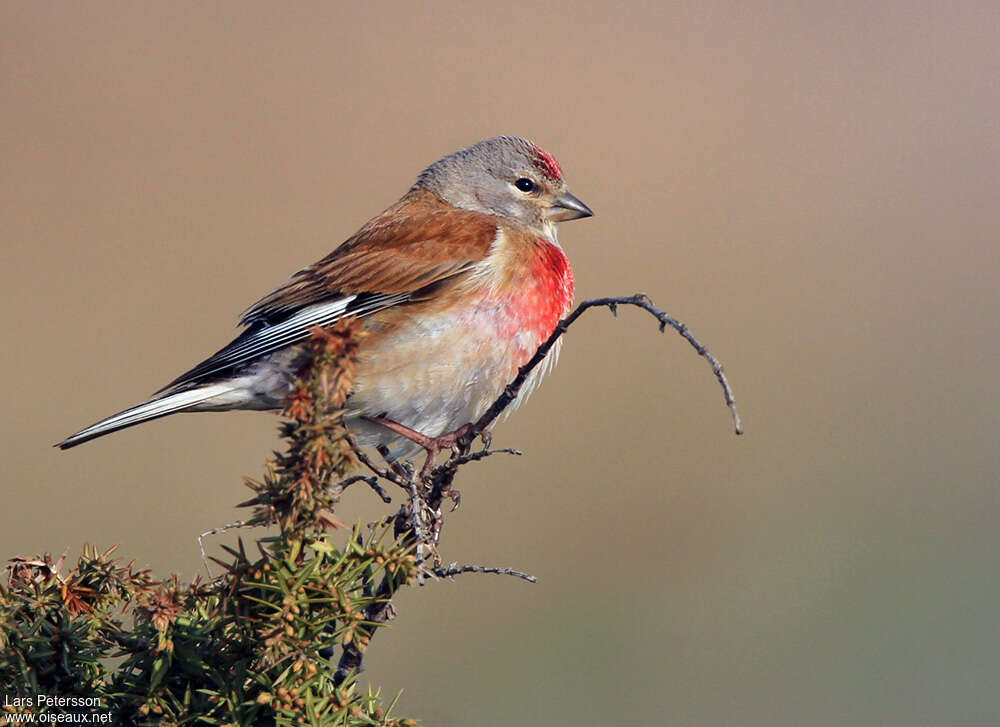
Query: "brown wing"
159 191 499 391
241 191 499 324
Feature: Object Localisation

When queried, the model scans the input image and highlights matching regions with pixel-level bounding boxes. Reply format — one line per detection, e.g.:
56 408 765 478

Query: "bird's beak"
547 191 594 222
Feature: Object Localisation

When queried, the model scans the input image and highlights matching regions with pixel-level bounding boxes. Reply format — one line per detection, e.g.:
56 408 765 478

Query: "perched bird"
57 136 593 462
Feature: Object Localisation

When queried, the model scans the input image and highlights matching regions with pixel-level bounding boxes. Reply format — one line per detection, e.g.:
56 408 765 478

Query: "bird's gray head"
413 136 593 231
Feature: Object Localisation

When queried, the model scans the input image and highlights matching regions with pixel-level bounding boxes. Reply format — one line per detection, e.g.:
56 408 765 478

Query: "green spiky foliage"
1 322 419 726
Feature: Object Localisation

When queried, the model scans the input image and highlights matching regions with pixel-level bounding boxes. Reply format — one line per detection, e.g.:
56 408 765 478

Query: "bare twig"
405 478 432 572
446 447 522 467
197 520 249 578
462 294 743 449
333 474 392 504
354 447 411 491
430 563 537 583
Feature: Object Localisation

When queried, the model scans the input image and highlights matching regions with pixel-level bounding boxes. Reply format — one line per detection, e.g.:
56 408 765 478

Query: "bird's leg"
364 417 476 481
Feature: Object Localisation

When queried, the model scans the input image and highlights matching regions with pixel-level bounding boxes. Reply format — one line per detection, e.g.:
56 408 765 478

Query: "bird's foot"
365 418 476 481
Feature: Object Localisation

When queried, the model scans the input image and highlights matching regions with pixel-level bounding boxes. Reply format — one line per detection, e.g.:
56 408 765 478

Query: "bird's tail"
55 383 237 450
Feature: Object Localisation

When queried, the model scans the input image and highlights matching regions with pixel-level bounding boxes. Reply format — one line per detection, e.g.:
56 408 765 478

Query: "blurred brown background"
3 1 999 724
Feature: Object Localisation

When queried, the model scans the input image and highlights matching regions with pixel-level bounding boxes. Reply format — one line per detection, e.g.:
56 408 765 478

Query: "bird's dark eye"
514 177 536 193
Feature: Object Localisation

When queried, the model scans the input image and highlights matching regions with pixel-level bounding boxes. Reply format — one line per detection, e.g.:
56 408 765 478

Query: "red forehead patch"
531 144 564 180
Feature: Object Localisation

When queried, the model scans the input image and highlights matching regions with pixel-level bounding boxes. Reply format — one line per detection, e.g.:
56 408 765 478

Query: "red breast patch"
506 239 574 342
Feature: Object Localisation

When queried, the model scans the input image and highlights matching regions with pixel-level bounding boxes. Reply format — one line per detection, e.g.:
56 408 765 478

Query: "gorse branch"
3 321 419 726
241 321 367 537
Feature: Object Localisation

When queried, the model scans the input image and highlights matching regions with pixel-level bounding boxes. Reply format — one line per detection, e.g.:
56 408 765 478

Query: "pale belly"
346 301 562 457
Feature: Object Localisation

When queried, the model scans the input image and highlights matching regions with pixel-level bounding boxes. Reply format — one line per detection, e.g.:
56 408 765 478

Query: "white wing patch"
160 292 411 390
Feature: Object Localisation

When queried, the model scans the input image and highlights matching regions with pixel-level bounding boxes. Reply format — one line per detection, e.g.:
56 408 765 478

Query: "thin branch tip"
465 293 744 442
430 563 537 583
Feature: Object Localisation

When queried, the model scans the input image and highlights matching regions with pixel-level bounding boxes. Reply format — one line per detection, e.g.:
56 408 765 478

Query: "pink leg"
364 417 476 480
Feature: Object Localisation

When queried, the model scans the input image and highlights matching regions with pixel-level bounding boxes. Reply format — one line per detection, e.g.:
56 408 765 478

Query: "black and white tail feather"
55 291 406 449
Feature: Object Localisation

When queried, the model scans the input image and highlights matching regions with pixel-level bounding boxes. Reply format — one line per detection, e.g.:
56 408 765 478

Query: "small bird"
57 136 593 461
